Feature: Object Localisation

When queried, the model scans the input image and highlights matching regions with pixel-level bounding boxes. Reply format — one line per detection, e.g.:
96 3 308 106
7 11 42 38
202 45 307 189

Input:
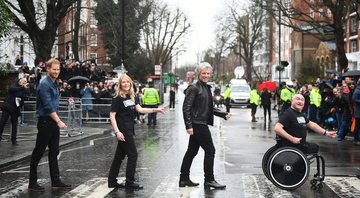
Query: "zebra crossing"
1 175 360 197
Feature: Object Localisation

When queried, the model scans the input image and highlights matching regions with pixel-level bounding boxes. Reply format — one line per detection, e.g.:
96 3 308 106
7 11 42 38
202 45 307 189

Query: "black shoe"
125 182 143 190
12 141 18 145
52 181 71 189
28 183 45 192
108 183 123 188
179 180 199 187
204 180 226 189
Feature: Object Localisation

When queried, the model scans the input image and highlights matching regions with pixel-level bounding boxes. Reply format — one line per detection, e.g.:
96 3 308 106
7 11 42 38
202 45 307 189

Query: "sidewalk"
0 124 111 169
0 91 171 169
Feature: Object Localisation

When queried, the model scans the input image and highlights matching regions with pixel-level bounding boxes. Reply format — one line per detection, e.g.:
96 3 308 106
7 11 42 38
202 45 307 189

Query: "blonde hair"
114 74 135 101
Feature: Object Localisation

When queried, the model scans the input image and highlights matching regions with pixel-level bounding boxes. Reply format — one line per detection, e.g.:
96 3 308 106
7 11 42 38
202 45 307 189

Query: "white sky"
164 0 226 66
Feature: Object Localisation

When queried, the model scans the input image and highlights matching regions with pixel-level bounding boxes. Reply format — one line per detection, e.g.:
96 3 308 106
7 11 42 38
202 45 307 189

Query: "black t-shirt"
111 95 138 135
278 108 309 145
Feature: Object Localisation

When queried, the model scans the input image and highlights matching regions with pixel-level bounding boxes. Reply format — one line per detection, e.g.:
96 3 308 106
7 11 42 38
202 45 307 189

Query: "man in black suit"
0 78 28 145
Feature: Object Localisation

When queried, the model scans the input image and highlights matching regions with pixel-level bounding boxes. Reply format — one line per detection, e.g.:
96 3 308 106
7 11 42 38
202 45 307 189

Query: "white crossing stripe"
0 178 46 197
150 175 201 198
243 175 293 198
325 176 360 198
61 177 124 198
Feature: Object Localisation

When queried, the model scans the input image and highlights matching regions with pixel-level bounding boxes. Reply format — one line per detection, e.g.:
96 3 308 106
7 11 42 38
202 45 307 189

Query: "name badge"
123 99 135 107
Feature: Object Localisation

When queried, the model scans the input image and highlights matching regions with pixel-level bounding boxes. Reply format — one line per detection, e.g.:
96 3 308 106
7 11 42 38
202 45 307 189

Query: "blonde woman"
108 74 165 189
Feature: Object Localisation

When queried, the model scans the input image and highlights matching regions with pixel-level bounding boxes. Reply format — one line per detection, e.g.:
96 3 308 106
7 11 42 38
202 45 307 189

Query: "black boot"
204 180 226 189
179 179 199 187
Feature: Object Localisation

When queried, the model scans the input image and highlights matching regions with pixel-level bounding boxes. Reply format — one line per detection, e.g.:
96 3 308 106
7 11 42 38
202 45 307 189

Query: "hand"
57 121 67 129
186 128 193 135
291 136 302 144
116 132 125 141
157 107 166 114
325 130 337 138
225 113 232 120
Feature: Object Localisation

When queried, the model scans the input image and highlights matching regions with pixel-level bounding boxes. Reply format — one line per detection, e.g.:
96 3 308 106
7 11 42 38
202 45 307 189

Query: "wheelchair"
262 143 325 190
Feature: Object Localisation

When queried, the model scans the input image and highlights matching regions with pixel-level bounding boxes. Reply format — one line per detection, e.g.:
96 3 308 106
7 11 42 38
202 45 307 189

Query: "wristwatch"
323 130 327 135
114 131 120 135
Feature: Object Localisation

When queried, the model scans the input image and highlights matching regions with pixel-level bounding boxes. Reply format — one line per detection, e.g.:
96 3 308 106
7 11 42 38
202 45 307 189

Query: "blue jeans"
336 112 343 130
337 116 351 140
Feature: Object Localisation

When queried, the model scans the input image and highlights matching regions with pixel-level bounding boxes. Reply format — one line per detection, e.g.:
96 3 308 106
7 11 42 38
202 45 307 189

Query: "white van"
229 79 251 107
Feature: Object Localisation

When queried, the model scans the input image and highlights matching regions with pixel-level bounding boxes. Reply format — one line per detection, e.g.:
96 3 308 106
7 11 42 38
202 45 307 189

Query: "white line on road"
0 178 46 197
61 177 124 198
325 176 360 198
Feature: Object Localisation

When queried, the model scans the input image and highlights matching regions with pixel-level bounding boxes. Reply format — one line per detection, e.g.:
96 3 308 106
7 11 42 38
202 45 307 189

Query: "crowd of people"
251 73 360 145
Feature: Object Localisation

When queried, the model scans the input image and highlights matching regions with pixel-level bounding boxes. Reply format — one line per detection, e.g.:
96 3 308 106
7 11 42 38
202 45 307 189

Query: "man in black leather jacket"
179 62 231 189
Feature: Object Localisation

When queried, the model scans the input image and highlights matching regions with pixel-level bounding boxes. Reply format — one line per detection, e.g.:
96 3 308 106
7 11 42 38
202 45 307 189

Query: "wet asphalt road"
1 91 360 197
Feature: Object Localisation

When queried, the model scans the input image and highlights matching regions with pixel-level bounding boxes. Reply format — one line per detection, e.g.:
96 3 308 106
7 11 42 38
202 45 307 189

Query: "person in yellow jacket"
250 88 260 122
309 84 322 123
223 84 231 113
280 81 296 113
142 82 160 126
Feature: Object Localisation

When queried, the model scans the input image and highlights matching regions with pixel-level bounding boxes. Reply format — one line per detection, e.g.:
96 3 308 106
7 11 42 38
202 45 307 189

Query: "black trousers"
0 109 18 143
280 141 319 154
263 104 271 120
225 98 231 113
29 117 60 184
108 134 138 185
250 103 257 119
169 99 175 108
180 124 215 182
144 105 157 125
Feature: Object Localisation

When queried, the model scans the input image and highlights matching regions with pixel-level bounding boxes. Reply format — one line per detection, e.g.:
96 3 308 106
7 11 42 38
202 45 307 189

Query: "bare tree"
228 2 268 82
142 3 190 71
3 0 79 64
254 0 360 72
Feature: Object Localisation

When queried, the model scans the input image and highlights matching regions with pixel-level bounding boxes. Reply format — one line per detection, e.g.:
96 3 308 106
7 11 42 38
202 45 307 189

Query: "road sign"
234 66 244 78
154 65 161 75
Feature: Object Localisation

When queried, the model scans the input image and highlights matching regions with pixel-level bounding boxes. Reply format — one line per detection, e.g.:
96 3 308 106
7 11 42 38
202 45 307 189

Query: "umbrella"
325 69 339 75
68 76 90 84
258 81 277 92
342 70 360 77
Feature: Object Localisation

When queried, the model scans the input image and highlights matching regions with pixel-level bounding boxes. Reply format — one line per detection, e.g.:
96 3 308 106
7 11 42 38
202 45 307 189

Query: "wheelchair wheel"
262 145 278 180
267 147 309 190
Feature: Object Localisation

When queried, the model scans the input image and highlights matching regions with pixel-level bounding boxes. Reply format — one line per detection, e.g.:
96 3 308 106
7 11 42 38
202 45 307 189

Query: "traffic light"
280 61 289 67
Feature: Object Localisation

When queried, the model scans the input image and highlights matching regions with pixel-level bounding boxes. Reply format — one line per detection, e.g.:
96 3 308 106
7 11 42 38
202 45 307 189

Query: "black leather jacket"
183 80 228 129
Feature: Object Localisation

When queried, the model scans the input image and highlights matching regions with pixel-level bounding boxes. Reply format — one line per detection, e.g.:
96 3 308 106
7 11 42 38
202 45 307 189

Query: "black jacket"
183 80 228 129
1 84 27 116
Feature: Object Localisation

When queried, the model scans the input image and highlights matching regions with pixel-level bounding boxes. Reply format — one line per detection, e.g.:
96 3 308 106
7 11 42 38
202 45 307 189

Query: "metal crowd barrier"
0 97 113 138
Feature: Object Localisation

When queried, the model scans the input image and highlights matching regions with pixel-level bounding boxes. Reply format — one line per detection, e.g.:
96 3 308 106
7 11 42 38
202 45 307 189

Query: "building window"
90 12 97 27
90 33 97 47
351 17 357 32
90 53 97 63
351 40 357 52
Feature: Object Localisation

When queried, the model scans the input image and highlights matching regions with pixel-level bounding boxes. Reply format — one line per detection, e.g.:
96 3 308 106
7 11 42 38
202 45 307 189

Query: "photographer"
0 78 29 145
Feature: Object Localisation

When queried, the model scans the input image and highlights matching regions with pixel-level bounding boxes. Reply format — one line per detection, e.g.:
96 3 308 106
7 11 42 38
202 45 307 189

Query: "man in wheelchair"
274 94 337 154
263 94 337 190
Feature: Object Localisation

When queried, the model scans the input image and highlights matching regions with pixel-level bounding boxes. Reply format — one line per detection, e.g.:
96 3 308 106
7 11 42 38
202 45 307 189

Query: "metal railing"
0 97 113 137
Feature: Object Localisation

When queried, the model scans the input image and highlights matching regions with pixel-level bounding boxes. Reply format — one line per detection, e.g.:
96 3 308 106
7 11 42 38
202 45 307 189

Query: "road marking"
0 178 46 197
61 177 124 198
150 175 201 198
65 169 97 172
2 161 48 174
325 176 360 197
243 175 294 198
